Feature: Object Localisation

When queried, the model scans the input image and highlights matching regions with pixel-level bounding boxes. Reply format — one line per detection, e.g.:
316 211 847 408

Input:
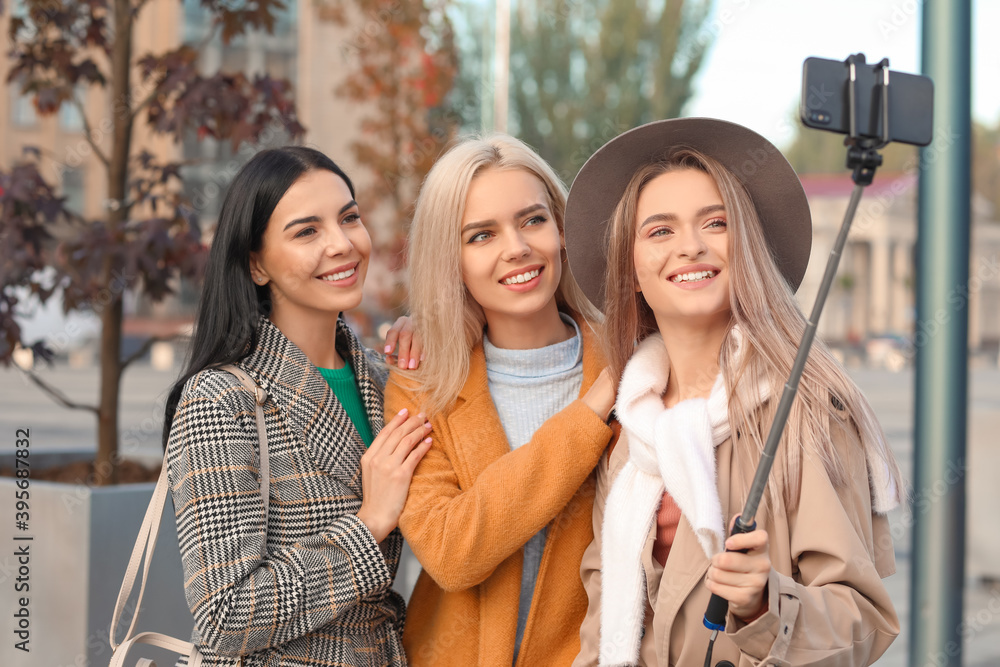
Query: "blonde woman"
385 134 618 666
567 119 903 666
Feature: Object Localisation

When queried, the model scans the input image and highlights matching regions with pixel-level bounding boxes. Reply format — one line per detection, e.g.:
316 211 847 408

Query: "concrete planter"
0 451 192 667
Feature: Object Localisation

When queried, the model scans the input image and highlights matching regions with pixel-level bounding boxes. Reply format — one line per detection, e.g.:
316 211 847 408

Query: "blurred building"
0 0 398 344
797 173 1000 356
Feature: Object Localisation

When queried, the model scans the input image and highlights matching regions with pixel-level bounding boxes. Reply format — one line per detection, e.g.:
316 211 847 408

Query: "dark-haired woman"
163 146 431 667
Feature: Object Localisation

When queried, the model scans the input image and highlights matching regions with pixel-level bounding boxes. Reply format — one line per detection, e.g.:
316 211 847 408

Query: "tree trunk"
96 293 123 485
94 0 135 486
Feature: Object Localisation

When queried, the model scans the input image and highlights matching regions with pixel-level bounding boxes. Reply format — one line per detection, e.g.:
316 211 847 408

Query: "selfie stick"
701 54 891 665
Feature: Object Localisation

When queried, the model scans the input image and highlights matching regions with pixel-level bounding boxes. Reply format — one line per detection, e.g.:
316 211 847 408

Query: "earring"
256 276 264 283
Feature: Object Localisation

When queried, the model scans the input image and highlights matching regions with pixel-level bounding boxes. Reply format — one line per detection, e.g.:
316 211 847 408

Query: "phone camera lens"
809 111 831 125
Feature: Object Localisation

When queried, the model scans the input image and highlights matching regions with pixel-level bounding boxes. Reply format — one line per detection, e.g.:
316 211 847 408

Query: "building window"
59 89 86 132
274 2 297 37
11 92 37 126
61 167 85 215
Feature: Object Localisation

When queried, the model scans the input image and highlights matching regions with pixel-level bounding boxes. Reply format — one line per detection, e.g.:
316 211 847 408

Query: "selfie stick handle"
702 54 888 637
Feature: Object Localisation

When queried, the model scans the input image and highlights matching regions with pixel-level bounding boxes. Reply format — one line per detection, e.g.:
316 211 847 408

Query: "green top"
317 362 375 447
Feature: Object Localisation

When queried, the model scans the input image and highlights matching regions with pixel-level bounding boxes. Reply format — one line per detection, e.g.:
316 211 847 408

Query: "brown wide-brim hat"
565 117 812 311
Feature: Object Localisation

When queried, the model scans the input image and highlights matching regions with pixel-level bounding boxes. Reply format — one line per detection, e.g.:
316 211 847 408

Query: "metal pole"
912 1 972 665
493 0 510 133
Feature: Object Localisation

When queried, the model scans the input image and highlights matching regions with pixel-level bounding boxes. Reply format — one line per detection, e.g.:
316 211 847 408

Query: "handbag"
108 365 271 667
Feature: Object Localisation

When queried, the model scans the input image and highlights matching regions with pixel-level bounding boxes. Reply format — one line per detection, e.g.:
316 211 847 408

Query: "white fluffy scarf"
597 331 900 666
598 331 768 666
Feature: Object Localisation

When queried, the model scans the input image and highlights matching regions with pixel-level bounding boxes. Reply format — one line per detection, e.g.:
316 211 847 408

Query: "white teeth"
670 270 718 283
502 269 540 285
321 267 356 281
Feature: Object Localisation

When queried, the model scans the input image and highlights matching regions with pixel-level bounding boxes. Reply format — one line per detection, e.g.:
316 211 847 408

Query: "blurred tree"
0 0 304 483
318 0 459 314
508 0 713 182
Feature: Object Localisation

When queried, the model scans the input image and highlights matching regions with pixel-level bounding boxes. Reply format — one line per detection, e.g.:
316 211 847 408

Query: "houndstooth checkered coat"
166 316 407 667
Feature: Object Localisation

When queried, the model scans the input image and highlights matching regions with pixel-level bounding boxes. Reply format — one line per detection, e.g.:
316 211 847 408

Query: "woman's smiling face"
250 168 371 320
633 168 731 327
459 167 564 326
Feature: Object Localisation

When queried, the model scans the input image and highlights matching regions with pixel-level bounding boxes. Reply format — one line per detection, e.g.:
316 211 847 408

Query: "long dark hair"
162 146 355 448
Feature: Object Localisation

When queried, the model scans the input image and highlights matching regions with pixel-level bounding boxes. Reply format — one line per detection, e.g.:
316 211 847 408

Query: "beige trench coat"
574 407 899 667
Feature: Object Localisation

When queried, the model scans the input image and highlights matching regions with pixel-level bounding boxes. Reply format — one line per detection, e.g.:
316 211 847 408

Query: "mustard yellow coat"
385 316 615 666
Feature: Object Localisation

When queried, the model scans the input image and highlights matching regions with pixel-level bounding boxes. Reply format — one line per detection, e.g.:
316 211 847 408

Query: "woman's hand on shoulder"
383 316 424 370
705 523 772 623
356 408 434 542
583 367 617 422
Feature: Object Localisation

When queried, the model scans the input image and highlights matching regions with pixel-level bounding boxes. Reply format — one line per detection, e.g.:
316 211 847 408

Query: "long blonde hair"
603 148 904 512
405 133 602 416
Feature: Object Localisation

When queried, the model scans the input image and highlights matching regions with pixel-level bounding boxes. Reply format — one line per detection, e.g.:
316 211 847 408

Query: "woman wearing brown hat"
384 134 618 666
567 119 903 666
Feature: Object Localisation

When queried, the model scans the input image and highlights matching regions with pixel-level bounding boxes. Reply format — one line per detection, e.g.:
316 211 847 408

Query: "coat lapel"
446 343 508 487
239 316 378 498
338 316 387 437
446 311 603 488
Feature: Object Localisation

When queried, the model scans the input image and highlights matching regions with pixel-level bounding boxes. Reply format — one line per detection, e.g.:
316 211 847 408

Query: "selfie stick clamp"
846 54 891 186
701 53 890 665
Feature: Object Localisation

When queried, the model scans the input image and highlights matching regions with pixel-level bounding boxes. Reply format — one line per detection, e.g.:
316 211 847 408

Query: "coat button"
715 662 735 667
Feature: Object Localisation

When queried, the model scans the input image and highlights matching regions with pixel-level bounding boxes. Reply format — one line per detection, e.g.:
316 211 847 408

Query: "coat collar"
445 310 604 485
236 316 386 496
456 310 604 403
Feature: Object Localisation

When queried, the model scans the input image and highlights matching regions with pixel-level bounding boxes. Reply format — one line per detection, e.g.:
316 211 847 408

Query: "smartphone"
800 55 934 147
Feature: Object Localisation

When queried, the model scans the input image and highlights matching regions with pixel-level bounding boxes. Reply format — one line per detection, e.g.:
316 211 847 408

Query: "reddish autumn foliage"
320 0 459 312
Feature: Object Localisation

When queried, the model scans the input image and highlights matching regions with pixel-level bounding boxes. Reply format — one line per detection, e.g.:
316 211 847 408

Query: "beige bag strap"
108 365 270 665
220 363 271 534
108 632 204 667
